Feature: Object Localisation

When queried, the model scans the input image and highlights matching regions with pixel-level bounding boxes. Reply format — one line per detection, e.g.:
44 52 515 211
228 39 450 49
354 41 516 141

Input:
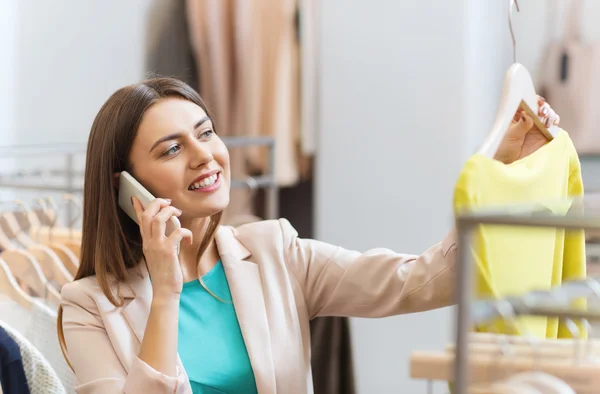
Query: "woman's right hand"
132 197 193 298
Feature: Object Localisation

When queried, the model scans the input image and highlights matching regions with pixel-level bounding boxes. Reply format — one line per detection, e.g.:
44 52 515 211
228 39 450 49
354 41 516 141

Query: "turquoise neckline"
181 260 223 289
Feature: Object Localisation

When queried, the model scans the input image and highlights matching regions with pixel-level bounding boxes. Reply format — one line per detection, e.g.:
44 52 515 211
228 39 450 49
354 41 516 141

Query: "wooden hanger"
27 246 73 288
0 202 74 286
0 228 15 251
43 245 78 277
0 258 34 310
24 198 79 276
0 249 60 305
477 0 558 158
0 210 35 248
30 195 83 244
59 193 83 258
33 197 58 226
64 242 81 260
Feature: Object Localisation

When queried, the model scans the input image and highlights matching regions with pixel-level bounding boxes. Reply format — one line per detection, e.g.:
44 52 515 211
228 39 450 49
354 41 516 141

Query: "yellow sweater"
453 129 585 339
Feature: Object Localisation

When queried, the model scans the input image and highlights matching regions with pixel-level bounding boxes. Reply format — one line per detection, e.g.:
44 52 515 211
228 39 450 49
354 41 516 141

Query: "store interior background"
2 1 600 393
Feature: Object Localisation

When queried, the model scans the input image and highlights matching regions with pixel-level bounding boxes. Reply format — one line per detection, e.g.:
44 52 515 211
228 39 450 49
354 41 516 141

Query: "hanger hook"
13 199 36 220
13 199 40 229
62 193 83 231
509 0 520 63
34 197 58 242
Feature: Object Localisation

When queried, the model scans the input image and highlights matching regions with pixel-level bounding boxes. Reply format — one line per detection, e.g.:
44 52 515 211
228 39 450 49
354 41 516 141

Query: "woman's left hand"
494 97 560 164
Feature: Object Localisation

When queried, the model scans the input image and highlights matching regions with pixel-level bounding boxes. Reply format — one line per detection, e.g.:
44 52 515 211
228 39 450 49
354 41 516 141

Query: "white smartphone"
118 171 181 238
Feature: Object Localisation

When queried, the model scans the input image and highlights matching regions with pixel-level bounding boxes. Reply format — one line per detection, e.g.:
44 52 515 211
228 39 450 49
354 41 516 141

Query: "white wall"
0 0 18 200
316 1 469 392
14 0 153 146
0 0 18 145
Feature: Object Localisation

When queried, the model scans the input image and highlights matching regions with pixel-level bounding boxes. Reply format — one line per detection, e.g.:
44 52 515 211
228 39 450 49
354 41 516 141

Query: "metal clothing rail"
453 200 600 394
0 136 279 221
470 279 600 326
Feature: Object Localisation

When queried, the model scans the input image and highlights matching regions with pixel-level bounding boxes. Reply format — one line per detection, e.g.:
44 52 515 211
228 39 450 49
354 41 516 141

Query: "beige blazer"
60 219 457 394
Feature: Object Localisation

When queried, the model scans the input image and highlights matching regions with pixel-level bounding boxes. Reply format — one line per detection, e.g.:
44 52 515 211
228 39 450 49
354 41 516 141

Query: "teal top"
177 261 258 394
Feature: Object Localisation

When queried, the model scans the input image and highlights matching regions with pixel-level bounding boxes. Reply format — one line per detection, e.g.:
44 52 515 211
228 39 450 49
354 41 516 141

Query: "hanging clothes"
0 326 30 394
145 0 198 87
186 0 304 187
0 323 64 394
186 0 236 137
453 129 586 338
23 303 76 393
0 296 31 334
309 317 355 394
540 0 600 155
0 296 75 393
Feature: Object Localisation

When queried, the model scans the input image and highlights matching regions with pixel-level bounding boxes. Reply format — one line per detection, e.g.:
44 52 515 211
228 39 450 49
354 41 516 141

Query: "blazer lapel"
216 227 277 394
120 263 152 344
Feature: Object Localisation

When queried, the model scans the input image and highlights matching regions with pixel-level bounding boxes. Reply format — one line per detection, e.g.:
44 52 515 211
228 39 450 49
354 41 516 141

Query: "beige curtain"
186 0 304 209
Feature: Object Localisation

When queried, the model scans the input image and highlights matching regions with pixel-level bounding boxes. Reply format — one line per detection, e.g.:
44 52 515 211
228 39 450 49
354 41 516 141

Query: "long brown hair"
57 77 222 370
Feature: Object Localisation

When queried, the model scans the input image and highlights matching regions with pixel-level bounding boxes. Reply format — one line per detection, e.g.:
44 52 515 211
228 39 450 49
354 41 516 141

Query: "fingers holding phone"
131 197 192 296
133 197 169 237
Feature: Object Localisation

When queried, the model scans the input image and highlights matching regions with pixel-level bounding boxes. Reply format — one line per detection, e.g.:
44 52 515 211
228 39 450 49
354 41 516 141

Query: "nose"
188 140 214 168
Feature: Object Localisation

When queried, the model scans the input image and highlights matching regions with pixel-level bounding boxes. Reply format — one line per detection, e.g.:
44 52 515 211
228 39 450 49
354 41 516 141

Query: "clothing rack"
453 197 600 394
0 136 279 221
409 283 600 391
470 280 600 327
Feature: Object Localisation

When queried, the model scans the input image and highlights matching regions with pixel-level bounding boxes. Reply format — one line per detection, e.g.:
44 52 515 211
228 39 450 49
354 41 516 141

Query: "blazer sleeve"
278 218 458 319
60 282 191 394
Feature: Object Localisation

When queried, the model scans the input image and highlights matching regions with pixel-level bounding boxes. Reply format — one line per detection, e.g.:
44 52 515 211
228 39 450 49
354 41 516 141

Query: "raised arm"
279 219 457 319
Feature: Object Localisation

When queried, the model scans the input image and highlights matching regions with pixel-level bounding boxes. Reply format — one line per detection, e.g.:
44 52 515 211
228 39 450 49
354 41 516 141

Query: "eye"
163 144 181 157
198 129 214 139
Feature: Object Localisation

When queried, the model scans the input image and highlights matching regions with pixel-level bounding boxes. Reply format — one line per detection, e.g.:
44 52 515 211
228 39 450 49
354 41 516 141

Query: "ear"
113 172 120 189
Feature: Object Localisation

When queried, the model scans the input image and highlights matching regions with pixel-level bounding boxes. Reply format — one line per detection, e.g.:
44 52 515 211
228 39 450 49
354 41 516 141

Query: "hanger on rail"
0 248 60 307
0 258 35 310
59 194 82 258
27 196 79 276
0 200 72 289
477 0 559 158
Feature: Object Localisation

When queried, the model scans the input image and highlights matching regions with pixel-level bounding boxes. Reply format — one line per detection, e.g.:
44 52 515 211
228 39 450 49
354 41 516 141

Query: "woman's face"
128 97 230 220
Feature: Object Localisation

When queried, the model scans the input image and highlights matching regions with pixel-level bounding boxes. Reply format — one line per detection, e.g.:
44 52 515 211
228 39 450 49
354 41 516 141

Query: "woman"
58 77 560 394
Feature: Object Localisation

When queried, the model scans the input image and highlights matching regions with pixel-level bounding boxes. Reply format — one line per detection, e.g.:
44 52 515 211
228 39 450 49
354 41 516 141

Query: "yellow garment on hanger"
454 128 586 339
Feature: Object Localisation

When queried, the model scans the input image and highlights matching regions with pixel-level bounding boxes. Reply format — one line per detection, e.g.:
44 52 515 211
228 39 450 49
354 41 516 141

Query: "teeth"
189 174 218 190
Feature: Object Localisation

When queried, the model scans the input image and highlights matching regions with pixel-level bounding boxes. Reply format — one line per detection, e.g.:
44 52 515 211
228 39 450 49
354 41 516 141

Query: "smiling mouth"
188 172 220 191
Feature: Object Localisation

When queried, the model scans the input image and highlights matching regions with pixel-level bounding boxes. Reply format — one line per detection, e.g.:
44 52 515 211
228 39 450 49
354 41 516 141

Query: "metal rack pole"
266 137 278 219
453 219 475 394
66 153 75 225
221 136 279 219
